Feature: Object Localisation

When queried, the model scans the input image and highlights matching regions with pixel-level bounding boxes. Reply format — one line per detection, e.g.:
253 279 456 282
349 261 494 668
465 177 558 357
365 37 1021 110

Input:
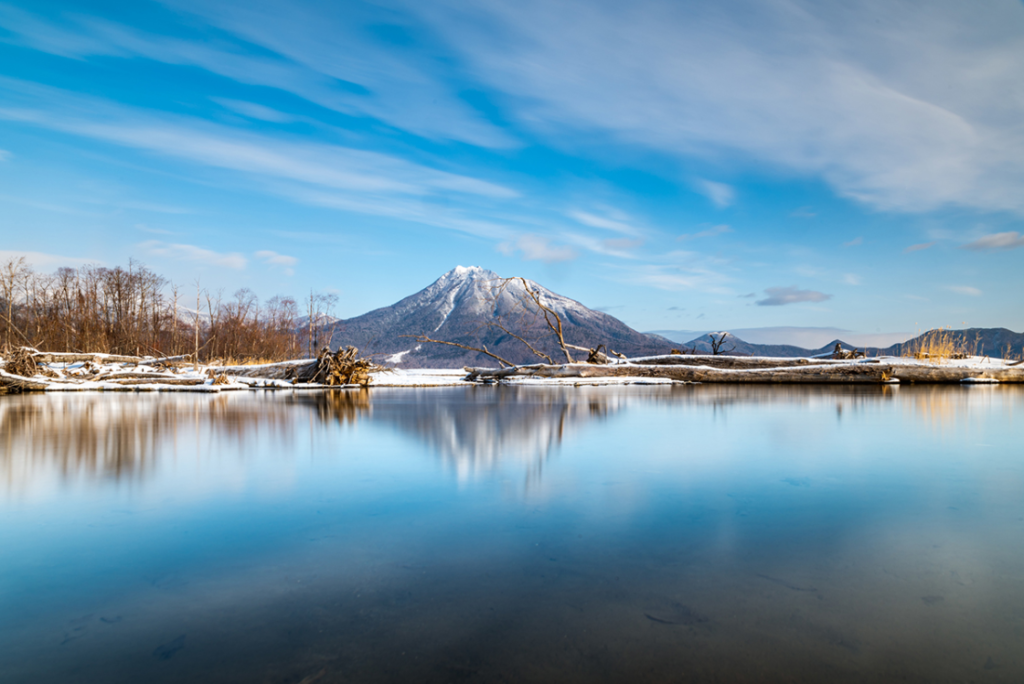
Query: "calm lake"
1 385 1022 683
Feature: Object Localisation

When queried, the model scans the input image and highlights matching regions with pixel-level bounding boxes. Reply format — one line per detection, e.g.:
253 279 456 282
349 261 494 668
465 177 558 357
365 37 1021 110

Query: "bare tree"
708 332 734 355
0 259 302 362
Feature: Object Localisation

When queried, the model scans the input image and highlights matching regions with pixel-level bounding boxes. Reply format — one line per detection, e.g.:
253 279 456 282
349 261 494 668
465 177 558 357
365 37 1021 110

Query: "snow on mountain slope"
328 266 673 368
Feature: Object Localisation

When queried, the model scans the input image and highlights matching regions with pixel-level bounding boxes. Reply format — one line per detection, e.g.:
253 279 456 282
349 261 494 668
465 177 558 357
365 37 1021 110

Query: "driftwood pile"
0 345 384 393
287 347 383 387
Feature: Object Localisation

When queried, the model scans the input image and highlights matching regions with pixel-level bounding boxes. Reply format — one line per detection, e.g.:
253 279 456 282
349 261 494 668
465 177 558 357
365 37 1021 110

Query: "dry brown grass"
902 328 976 363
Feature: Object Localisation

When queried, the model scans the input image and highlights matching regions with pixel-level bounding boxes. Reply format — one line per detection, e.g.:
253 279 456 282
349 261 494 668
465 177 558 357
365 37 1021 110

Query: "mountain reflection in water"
0 384 1006 495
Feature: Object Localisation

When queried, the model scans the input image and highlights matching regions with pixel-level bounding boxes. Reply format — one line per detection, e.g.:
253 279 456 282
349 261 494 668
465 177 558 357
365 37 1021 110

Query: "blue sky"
1 0 1023 344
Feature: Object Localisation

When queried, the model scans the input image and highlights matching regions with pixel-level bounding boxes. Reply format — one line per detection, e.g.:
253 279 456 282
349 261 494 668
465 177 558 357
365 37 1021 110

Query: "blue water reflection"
1 385 1021 682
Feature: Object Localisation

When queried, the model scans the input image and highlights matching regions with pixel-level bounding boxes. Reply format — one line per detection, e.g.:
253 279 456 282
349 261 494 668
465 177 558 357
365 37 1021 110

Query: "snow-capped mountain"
327 266 673 368
295 313 341 329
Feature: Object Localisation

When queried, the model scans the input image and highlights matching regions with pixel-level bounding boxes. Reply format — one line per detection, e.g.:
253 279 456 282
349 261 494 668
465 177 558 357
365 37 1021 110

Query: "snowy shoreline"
2 349 1023 394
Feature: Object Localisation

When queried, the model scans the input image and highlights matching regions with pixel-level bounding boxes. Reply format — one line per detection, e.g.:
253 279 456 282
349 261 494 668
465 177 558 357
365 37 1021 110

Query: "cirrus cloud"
497 234 577 263
756 286 832 307
255 250 298 276
139 240 247 269
960 232 1024 251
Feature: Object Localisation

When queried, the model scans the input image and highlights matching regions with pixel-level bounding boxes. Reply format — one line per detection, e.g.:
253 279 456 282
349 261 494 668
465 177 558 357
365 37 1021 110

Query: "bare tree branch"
485 320 553 364
401 334 515 368
496 277 574 363
709 332 734 355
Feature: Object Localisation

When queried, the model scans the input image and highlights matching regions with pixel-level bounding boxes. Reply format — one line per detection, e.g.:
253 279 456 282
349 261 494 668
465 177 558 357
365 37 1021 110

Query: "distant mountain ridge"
675 328 1024 358
327 266 673 367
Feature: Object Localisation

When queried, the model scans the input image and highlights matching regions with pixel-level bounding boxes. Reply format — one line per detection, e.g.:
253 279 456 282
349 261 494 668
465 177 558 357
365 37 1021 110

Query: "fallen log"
891 366 1024 383
139 355 192 366
213 359 317 380
92 371 182 381
26 351 146 364
464 366 520 382
627 355 851 369
468 363 896 383
103 377 208 386
0 369 52 391
466 361 1024 384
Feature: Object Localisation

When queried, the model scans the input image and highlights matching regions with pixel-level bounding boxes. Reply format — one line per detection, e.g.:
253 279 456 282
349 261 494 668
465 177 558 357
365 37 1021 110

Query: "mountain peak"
442 265 497 280
328 267 673 367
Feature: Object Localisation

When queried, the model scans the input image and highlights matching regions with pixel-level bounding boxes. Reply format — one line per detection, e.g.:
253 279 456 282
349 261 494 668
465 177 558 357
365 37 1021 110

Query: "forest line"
0 257 334 362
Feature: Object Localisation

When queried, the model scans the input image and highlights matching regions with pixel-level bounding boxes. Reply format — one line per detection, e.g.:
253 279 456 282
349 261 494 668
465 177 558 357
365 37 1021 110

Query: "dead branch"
500 277 574 363
486 321 553 364
402 334 514 368
708 332 734 355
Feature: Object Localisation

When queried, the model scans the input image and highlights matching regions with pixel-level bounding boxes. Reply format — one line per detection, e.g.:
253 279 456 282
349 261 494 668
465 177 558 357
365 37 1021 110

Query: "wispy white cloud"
254 250 298 267
843 237 863 247
693 180 735 208
843 273 861 286
678 224 732 240
602 237 644 251
613 253 732 293
255 249 298 275
559 232 642 259
412 0 1024 217
904 241 935 253
756 286 832 306
960 231 1024 251
0 79 519 229
0 2 513 148
567 209 640 236
497 234 577 263
626 266 728 292
139 240 247 269
946 285 982 296
212 98 296 123
107 200 193 215
0 149 11 161
135 223 174 235
0 249 97 270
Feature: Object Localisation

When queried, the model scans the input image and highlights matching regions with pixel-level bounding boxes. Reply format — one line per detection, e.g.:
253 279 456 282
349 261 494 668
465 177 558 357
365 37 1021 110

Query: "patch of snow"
433 287 458 331
370 368 467 386
385 349 412 364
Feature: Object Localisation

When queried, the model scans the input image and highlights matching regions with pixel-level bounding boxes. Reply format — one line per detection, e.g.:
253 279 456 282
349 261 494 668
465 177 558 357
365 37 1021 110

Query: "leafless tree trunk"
709 332 734 355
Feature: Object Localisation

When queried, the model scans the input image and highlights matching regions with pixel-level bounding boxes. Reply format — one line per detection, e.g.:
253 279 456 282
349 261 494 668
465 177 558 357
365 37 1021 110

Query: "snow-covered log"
462 357 1024 384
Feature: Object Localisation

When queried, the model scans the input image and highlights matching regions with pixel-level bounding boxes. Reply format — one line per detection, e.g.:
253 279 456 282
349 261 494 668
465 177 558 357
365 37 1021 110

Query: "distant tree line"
0 257 335 361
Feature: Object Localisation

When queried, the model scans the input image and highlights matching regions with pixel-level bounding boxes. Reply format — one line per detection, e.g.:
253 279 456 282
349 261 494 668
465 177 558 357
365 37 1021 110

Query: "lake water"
1 385 1022 683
